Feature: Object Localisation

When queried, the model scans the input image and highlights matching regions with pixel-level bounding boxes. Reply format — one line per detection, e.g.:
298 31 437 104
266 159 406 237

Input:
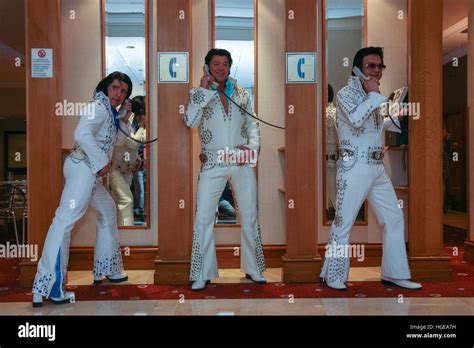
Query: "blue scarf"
111 108 120 131
225 79 235 96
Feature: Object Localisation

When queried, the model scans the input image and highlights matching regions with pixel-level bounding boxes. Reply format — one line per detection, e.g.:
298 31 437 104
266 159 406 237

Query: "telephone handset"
203 64 219 90
352 66 370 82
117 99 130 120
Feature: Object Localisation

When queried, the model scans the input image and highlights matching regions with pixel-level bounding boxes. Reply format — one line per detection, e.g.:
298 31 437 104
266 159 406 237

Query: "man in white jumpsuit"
32 72 131 307
326 84 338 211
183 49 266 290
320 47 422 290
110 96 146 226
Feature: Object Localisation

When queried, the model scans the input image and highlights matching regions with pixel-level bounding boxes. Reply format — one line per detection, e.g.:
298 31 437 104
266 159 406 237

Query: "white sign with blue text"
286 53 317 84
158 52 189 83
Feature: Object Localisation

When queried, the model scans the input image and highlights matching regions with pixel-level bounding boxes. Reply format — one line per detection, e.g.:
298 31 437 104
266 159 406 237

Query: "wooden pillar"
465 0 474 263
407 0 451 280
19 0 62 286
281 0 321 282
154 0 193 284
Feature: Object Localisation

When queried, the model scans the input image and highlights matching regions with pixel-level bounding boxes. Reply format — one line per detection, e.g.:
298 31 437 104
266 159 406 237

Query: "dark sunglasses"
364 63 386 70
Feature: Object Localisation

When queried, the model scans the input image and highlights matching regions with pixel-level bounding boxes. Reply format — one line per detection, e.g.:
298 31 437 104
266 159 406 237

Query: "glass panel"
324 0 366 224
213 0 255 225
104 0 148 227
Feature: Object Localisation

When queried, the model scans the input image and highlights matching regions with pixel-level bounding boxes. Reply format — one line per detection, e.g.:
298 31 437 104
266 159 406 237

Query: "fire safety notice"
31 48 53 78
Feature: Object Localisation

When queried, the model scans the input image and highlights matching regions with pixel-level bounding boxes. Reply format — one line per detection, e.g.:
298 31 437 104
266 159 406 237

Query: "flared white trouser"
320 163 411 282
32 156 124 298
326 165 337 209
190 165 266 281
109 168 134 226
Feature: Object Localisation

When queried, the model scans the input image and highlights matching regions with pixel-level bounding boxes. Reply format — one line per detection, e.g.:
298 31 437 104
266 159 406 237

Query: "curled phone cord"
219 90 286 130
117 122 158 145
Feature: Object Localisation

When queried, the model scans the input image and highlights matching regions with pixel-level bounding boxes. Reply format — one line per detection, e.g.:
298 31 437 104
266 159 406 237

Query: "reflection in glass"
325 0 366 223
104 0 147 227
213 0 254 225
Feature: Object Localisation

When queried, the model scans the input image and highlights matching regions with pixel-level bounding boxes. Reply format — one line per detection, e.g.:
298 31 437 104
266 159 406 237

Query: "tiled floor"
1 297 472 316
1 267 473 315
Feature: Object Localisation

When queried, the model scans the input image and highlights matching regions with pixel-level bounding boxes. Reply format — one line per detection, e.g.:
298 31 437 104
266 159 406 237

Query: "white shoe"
325 280 347 290
245 273 267 283
382 277 422 289
32 293 43 308
191 280 210 291
33 291 75 308
107 272 128 282
94 272 128 285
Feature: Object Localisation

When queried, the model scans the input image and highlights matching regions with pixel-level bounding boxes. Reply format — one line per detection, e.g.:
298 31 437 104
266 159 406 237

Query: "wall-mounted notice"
31 48 53 78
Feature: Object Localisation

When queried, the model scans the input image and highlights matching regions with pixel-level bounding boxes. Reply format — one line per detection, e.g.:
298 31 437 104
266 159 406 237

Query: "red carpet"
0 243 472 302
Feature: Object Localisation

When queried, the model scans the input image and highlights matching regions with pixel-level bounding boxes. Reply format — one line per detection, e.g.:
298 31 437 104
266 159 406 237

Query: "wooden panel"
282 0 321 282
69 247 158 270
67 243 387 270
20 0 62 286
407 0 451 280
154 0 193 284
68 245 286 270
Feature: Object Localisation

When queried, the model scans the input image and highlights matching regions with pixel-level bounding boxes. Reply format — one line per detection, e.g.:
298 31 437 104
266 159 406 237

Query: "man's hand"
119 100 132 122
98 164 110 177
395 105 409 122
362 77 380 93
200 74 216 90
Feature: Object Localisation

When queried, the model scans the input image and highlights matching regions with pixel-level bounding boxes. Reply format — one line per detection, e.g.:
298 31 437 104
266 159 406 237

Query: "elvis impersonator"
320 47 422 291
32 72 132 307
183 48 266 291
326 84 337 210
109 96 146 226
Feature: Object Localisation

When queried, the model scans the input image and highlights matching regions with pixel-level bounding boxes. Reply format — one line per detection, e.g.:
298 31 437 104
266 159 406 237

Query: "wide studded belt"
368 151 384 160
337 147 384 164
199 149 242 170
366 146 384 164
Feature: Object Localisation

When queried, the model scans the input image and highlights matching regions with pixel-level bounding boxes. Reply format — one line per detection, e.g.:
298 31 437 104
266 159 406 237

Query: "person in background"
109 96 146 226
326 84 338 212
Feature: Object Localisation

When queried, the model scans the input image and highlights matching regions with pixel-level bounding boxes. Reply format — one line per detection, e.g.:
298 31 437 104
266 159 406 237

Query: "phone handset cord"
386 113 408 132
116 121 158 145
218 90 285 130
